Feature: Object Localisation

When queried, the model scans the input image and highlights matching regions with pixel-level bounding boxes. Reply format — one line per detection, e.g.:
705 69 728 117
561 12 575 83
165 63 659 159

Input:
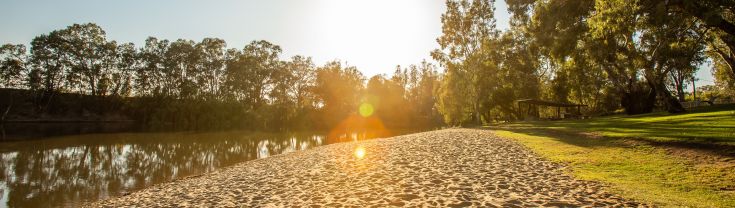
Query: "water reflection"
0 129 411 207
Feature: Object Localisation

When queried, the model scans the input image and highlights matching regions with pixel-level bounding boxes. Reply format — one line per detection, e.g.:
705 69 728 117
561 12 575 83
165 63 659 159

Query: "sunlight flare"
354 146 366 159
359 103 374 117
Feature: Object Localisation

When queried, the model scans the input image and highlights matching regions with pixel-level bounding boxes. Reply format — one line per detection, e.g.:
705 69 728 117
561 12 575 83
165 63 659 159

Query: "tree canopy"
2 1 734 128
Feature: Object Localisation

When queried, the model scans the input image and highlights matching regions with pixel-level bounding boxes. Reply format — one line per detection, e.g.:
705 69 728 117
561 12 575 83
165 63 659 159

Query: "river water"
0 123 417 207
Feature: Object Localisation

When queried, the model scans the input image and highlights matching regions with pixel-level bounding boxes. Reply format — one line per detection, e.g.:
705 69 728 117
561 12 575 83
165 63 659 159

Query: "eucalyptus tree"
365 69 412 126
280 55 317 129
0 44 29 121
195 38 227 100
639 0 735 77
491 29 543 118
413 61 441 125
52 23 118 96
164 39 198 99
224 40 282 112
0 44 28 88
29 32 68 97
312 61 364 127
506 0 622 114
590 0 710 113
268 57 296 130
432 0 498 125
110 42 138 97
137 37 170 97
506 0 709 114
389 61 442 126
286 55 316 110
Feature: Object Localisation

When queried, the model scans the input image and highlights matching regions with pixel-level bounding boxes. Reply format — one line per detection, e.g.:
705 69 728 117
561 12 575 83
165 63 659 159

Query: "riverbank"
89 129 640 207
491 105 735 207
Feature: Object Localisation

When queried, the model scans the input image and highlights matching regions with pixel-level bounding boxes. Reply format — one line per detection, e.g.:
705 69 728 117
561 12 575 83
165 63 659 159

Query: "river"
0 123 419 207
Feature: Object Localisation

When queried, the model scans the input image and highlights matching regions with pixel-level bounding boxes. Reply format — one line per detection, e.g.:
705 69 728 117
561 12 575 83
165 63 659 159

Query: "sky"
0 0 713 88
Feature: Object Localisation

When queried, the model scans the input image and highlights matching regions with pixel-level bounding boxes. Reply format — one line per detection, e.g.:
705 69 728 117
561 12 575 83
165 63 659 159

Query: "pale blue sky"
0 0 713 87
1 0 509 77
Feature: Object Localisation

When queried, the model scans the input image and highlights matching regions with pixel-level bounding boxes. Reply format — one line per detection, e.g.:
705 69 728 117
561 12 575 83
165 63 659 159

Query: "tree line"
432 0 735 125
0 23 442 130
2 0 734 129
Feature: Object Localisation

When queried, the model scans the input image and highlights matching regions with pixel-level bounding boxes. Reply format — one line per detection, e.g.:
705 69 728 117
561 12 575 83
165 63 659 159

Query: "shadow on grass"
485 125 735 161
484 125 621 148
489 104 735 160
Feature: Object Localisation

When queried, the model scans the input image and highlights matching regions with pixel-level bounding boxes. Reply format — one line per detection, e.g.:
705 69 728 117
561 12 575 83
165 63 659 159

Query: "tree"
268 57 295 130
0 44 28 88
0 44 29 121
195 38 227 100
713 51 735 97
640 0 735 78
53 23 118 96
490 30 543 120
30 32 67 97
164 39 198 99
110 42 137 97
224 40 281 110
137 37 169 97
286 56 317 111
403 61 441 126
432 0 498 125
365 71 409 127
436 66 472 125
313 61 364 128
508 0 708 114
2 22 452 130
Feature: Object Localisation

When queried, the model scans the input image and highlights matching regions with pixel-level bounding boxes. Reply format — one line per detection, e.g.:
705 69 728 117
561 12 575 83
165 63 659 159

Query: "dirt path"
89 129 642 207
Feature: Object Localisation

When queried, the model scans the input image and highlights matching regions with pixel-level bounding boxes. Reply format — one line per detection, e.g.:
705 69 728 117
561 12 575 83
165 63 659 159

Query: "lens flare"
354 146 366 159
358 103 374 117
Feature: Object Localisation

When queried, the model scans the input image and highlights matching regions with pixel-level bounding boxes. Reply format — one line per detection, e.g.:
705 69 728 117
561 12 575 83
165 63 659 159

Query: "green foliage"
0 44 28 89
433 0 498 125
0 23 441 131
370 61 443 127
436 66 472 126
312 61 364 128
3 0 734 129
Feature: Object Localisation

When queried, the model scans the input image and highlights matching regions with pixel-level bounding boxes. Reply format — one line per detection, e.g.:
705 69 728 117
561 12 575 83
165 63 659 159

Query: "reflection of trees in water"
0 132 324 207
257 135 326 159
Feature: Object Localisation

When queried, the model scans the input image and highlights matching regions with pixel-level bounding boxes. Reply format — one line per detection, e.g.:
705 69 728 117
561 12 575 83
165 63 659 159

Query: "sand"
89 129 643 207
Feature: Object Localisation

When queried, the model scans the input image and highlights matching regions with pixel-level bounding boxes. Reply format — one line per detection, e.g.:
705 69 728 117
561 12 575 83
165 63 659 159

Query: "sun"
311 0 432 76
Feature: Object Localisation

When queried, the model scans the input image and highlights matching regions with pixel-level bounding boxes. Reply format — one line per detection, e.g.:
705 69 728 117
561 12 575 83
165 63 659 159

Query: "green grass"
491 104 735 207
509 104 735 145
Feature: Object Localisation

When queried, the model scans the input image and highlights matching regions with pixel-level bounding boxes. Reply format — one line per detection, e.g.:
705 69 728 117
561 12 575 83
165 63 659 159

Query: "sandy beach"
89 129 642 207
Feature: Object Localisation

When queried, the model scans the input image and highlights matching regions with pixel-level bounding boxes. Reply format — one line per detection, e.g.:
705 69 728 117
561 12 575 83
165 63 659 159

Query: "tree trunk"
1 91 13 122
621 83 656 115
473 101 481 125
692 78 697 103
650 79 686 113
1 105 11 122
676 82 686 102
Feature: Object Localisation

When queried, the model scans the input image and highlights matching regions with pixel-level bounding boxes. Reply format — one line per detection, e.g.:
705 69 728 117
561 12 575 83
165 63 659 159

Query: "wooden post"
557 107 561 119
692 77 697 107
518 102 522 120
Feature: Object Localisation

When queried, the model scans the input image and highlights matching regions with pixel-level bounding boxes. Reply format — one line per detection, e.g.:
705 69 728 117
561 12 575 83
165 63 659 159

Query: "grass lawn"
491 104 735 207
